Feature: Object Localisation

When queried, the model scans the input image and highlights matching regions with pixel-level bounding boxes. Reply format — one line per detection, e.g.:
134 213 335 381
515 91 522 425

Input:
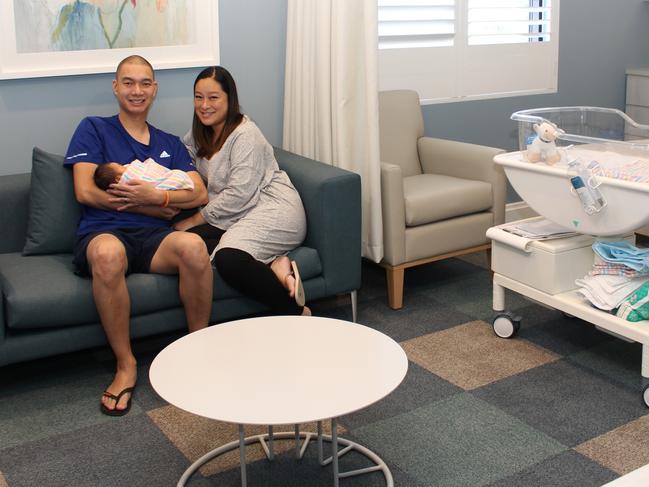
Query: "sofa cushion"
0 245 323 330
403 174 492 226
23 148 81 255
0 253 182 330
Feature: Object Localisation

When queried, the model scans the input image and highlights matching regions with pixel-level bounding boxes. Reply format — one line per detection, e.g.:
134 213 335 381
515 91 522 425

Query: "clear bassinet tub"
496 106 649 236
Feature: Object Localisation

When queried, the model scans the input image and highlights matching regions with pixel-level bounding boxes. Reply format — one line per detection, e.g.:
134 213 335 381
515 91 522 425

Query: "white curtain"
283 0 383 263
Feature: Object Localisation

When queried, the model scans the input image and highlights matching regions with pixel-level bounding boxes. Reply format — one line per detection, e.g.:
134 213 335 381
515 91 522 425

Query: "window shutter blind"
378 0 559 103
378 0 456 49
468 0 552 45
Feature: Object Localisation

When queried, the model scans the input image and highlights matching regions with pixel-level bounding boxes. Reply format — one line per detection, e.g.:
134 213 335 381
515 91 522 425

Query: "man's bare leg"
87 234 137 412
150 232 212 332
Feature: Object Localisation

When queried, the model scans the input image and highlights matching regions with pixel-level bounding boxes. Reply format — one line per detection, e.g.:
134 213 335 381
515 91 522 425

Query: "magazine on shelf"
500 218 579 240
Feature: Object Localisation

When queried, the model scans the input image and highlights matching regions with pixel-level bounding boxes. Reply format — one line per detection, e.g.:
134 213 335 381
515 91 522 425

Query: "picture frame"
0 1 219 80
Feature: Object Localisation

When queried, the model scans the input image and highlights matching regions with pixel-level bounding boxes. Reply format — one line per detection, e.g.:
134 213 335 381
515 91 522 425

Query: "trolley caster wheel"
492 313 520 339
643 384 649 408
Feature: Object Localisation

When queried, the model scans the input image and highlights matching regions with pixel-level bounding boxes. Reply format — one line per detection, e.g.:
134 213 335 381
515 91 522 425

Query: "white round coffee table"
150 316 408 487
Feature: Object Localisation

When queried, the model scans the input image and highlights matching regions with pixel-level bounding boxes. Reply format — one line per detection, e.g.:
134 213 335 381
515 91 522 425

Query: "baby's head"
94 162 126 190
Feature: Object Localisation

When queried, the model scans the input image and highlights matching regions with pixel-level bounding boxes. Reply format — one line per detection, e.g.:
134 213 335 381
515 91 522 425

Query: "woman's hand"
107 180 163 210
173 211 207 231
157 207 181 220
132 205 180 220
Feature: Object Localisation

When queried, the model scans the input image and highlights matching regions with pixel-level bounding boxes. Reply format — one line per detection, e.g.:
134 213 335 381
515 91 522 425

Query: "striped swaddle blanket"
121 158 194 191
598 159 649 183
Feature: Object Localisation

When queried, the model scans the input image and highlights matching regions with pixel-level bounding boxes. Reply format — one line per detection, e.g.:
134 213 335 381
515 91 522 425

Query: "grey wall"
421 0 649 151
0 0 287 176
1 0 648 180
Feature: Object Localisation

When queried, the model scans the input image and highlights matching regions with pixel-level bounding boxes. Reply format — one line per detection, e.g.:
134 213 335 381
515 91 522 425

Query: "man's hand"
107 180 163 210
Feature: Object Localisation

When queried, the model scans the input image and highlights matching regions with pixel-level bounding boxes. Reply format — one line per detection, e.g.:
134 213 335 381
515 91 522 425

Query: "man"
65 55 213 416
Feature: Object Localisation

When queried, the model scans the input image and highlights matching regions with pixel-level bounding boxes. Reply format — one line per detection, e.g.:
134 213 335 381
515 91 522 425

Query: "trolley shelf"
494 273 649 348
492 273 649 407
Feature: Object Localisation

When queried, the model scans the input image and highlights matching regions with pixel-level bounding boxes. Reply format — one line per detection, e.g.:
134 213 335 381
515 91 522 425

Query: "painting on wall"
0 0 219 79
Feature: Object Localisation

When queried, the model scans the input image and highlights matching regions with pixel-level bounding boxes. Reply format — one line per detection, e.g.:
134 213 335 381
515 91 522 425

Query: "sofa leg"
386 267 404 310
350 290 358 323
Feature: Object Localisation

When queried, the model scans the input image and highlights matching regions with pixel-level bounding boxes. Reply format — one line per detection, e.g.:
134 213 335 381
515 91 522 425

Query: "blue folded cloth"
592 241 649 272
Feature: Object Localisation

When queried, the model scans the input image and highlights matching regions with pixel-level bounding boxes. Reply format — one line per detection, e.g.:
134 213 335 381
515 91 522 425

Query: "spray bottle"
568 159 606 214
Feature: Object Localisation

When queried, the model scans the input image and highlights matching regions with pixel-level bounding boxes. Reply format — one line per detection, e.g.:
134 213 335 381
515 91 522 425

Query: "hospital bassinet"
502 107 649 236
489 107 649 407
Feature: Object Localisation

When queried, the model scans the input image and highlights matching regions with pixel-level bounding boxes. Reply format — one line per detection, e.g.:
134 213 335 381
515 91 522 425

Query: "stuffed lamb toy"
527 121 563 164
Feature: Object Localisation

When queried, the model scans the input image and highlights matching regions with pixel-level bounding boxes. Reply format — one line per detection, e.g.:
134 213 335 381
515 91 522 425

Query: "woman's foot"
271 256 296 297
271 256 306 306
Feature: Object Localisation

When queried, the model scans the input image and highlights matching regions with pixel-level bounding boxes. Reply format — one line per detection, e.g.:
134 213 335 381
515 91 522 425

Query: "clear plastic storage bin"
511 106 649 156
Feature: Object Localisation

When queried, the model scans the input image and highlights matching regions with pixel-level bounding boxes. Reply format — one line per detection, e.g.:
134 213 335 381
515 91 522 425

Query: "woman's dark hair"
192 66 244 158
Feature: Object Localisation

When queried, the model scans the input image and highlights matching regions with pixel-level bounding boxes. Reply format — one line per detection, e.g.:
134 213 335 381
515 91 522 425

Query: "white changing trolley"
489 222 649 408
490 107 649 407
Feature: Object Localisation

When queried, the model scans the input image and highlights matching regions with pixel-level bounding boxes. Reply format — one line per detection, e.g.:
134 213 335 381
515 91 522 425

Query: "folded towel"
590 263 646 278
617 281 649 322
589 255 647 278
592 241 649 273
575 274 649 311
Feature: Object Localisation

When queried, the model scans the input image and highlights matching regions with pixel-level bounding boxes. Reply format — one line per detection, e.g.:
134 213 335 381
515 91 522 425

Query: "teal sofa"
0 147 361 367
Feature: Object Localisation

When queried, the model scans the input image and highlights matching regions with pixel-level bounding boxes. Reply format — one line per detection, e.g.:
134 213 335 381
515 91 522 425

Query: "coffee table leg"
317 421 324 464
268 425 274 460
239 424 247 487
177 429 393 486
294 424 300 458
331 418 339 487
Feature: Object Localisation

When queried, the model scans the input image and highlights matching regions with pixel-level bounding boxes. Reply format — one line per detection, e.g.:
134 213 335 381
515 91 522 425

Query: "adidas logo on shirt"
160 150 171 158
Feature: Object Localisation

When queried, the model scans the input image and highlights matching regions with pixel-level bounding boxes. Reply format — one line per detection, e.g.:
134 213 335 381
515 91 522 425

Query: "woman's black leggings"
187 224 303 315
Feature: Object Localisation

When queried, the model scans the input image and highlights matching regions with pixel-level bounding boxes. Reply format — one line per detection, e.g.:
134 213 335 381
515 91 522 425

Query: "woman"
174 66 310 316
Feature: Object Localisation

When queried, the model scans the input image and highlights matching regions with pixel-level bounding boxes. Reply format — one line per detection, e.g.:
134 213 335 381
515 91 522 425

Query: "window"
378 0 559 104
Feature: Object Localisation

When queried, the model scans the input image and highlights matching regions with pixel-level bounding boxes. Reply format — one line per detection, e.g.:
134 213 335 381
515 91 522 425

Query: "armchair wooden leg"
386 266 404 310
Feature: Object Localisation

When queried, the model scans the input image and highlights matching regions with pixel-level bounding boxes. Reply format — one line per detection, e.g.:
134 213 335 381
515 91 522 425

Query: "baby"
94 158 195 191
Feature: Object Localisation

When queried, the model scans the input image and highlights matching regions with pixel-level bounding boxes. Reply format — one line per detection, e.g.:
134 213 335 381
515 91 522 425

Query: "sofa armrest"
418 137 507 225
0 173 31 254
274 147 361 295
381 162 406 266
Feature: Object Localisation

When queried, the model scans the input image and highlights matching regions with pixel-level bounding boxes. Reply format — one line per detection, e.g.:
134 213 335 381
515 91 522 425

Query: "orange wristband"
161 191 170 208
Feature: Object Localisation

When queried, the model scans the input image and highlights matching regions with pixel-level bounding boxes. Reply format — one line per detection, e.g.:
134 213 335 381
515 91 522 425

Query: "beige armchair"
379 90 506 309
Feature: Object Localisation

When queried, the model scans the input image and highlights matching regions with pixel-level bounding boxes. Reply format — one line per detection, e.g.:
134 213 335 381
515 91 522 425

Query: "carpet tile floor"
574 415 649 475
401 321 560 390
1 256 647 486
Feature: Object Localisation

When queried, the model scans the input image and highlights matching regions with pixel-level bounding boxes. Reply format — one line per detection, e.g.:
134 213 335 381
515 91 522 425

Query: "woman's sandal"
290 261 306 307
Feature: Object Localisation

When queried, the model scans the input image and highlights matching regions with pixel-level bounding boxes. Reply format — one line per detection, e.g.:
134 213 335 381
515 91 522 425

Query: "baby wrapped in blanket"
93 158 195 191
